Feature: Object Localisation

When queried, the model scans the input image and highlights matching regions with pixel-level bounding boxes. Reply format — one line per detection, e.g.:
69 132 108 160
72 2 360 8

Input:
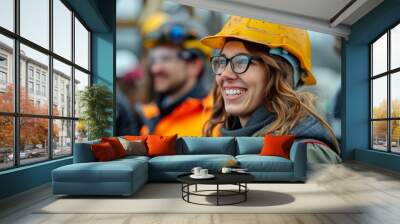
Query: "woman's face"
216 41 268 123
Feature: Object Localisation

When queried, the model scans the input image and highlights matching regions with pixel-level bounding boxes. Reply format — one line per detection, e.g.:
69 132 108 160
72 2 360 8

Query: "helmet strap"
268 48 304 89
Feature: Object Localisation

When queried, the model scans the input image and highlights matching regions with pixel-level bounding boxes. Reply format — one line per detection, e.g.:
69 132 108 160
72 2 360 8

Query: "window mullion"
370 45 374 150
49 0 53 160
14 0 20 167
71 10 76 155
388 29 391 152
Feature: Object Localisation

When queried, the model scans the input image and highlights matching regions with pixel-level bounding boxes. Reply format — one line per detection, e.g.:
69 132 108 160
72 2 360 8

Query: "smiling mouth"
223 87 247 100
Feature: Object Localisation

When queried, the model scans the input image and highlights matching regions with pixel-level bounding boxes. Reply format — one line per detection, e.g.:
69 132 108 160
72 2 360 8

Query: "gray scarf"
220 106 335 147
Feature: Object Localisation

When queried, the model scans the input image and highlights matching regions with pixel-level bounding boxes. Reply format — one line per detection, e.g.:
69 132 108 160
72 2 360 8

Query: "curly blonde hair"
203 39 340 153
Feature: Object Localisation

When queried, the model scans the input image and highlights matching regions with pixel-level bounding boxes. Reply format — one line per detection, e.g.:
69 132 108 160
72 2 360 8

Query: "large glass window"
391 24 400 70
53 0 72 60
0 34 14 113
74 69 89 142
53 119 72 158
370 22 400 154
0 0 14 32
0 116 13 170
19 117 49 165
53 59 72 117
20 0 49 49
74 18 90 70
20 44 49 115
0 0 91 170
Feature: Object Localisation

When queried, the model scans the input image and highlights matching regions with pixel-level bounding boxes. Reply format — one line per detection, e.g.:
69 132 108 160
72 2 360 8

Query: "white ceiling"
173 0 384 38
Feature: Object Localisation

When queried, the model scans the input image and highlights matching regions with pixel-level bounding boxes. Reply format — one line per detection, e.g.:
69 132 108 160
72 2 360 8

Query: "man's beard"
157 76 188 97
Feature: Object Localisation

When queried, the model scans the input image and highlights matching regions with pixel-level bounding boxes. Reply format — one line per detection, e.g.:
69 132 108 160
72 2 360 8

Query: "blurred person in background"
116 50 144 135
138 13 214 136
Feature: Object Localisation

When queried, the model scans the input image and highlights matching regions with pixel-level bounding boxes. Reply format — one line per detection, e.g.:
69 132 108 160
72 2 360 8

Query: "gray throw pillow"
118 137 147 156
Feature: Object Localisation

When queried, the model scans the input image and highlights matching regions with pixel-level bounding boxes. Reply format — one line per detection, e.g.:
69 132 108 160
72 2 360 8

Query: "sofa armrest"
289 141 307 182
73 142 98 163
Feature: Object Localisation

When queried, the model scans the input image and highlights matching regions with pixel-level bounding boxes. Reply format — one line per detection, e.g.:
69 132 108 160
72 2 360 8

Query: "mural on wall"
116 0 341 137
115 0 341 161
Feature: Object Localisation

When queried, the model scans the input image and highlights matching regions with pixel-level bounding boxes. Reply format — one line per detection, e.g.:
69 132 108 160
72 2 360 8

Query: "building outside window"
0 0 91 170
28 81 34 94
0 71 6 84
0 55 7 89
41 85 46 97
28 66 34 79
0 55 7 67
41 73 46 83
35 83 40 95
370 22 400 154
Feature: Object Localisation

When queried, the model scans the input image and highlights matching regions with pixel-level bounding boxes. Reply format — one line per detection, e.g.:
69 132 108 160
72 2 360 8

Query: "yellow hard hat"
201 16 316 85
140 12 169 38
142 16 212 59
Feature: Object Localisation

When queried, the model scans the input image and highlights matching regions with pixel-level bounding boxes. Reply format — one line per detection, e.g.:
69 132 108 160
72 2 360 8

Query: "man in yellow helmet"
139 16 213 137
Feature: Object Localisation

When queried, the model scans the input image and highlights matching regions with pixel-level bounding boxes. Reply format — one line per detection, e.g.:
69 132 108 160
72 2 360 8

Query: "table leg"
195 184 197 192
217 184 219 206
245 183 247 201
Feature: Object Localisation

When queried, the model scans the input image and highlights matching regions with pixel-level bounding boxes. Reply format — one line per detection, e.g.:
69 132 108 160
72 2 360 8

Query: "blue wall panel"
0 158 72 199
344 0 400 171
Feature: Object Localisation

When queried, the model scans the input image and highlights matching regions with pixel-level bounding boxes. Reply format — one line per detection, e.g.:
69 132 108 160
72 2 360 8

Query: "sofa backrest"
73 139 100 163
235 137 264 155
176 137 236 155
74 136 265 162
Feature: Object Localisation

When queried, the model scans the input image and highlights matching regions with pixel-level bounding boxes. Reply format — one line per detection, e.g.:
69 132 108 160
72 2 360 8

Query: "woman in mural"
201 16 341 163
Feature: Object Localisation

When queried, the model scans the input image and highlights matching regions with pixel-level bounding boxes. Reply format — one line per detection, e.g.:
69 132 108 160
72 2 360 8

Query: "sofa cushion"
260 135 295 159
115 155 150 163
236 155 293 172
236 137 263 155
91 142 118 161
124 135 147 141
118 137 147 156
101 137 127 158
74 139 101 163
52 159 146 183
147 134 177 157
177 137 235 155
148 154 235 172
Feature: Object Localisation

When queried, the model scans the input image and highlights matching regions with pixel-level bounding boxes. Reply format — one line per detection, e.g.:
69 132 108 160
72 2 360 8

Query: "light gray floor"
1 162 400 224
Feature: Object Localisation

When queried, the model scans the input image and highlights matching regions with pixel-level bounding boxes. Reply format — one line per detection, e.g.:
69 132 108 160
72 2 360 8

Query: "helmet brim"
201 34 316 85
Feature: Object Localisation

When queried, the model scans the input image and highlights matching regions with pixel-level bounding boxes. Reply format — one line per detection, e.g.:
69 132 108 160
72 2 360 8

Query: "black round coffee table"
177 173 255 206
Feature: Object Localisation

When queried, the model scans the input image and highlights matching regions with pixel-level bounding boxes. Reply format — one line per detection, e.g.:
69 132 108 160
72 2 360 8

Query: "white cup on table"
191 167 202 176
200 169 208 176
221 167 232 174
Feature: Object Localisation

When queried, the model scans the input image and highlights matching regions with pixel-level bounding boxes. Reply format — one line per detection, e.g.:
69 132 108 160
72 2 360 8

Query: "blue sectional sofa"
52 137 307 196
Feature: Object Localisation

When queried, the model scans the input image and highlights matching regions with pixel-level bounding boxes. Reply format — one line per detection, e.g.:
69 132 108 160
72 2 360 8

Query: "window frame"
370 20 400 154
0 0 92 171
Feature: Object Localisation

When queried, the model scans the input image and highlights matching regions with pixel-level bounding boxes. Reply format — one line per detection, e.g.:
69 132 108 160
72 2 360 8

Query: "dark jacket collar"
220 106 276 137
220 106 336 149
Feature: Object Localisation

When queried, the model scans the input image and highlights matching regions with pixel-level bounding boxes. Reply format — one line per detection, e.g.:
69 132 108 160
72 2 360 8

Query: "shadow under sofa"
52 137 307 196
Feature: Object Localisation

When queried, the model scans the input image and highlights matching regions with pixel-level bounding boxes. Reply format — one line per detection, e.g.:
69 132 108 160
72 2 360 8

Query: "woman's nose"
219 64 238 80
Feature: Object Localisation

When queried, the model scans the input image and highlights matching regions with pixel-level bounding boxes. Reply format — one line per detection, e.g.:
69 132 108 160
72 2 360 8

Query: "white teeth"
225 89 244 95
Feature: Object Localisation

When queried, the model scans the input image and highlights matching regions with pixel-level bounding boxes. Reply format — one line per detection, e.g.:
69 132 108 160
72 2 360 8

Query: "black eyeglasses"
210 54 262 75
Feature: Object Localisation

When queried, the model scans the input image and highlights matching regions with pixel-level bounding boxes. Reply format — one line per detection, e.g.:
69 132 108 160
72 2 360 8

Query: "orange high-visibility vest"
140 94 219 137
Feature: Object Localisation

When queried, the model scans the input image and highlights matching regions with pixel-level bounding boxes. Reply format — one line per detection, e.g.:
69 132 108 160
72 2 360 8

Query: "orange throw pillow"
146 134 177 157
91 142 117 161
101 137 126 158
260 135 295 159
124 135 148 141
